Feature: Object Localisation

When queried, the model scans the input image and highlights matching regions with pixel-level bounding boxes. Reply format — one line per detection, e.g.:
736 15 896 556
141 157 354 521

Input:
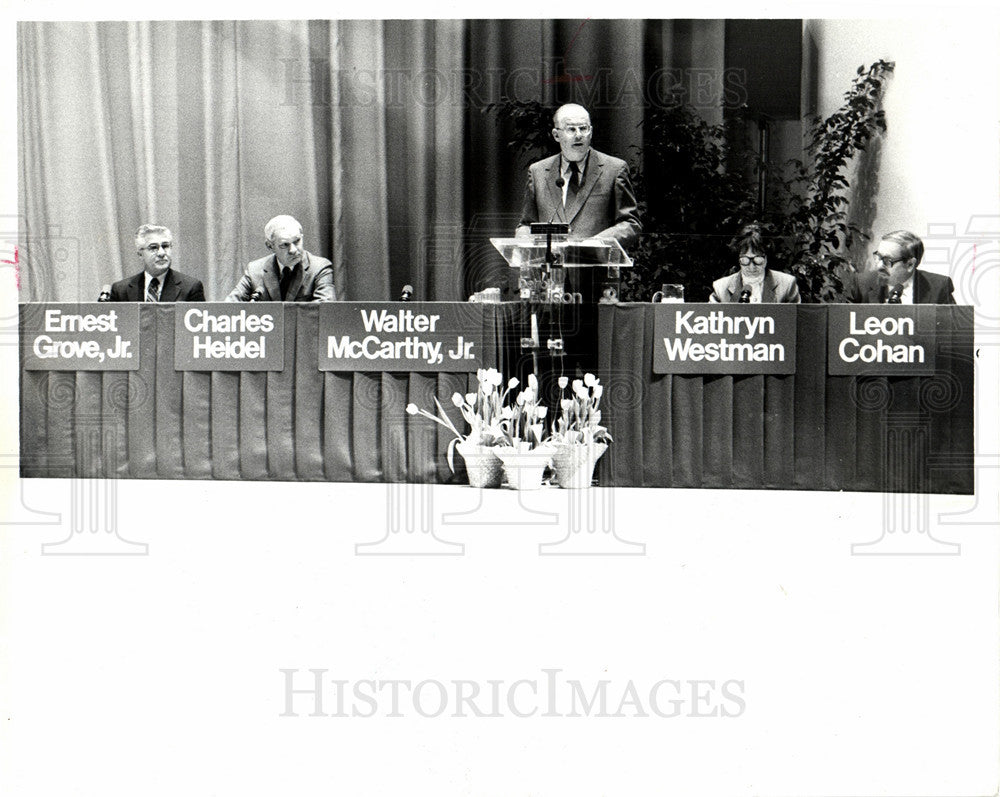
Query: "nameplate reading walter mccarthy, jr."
652 304 797 375
174 304 285 371
22 303 140 371
318 303 485 372
827 305 936 375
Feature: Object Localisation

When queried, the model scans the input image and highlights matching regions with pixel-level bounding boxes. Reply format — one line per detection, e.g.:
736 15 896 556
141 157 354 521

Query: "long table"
19 303 506 484
19 303 974 492
596 304 973 493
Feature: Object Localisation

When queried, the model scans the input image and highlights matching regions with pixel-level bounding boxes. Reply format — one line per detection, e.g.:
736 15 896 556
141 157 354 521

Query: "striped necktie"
146 277 159 302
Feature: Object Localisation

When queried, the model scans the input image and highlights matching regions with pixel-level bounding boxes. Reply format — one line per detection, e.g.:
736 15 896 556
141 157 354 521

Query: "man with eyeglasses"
108 224 205 302
844 230 955 304
515 103 641 248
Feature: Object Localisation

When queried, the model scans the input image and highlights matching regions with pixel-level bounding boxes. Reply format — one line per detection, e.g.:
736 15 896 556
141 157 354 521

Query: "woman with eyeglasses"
709 223 801 303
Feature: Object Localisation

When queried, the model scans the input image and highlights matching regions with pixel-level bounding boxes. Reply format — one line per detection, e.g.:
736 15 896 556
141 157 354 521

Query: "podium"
490 232 633 305
490 233 633 385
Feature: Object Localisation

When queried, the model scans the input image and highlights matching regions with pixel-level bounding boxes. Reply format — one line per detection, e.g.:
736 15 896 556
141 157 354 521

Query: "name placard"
319 302 484 372
174 304 284 371
652 304 797 375
22 303 140 371
827 306 935 375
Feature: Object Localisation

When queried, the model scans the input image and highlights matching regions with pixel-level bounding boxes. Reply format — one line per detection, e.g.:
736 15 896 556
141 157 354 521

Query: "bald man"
515 103 641 249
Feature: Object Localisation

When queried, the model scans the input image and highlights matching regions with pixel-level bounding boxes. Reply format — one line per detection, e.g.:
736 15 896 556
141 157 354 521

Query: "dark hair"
881 230 924 266
730 222 768 256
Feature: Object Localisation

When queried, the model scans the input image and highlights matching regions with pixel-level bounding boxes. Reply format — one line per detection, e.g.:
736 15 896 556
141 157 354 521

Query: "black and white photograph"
1 4 998 795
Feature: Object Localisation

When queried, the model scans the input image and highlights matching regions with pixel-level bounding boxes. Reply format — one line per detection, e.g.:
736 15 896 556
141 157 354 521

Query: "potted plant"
549 373 612 489
493 373 554 490
405 367 513 488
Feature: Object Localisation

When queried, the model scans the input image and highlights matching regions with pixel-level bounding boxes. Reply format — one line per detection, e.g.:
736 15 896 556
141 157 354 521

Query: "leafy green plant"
624 103 759 302
482 100 555 165
768 59 895 301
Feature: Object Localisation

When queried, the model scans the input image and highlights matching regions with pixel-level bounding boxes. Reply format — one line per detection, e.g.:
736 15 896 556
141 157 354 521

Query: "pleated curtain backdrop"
18 19 729 302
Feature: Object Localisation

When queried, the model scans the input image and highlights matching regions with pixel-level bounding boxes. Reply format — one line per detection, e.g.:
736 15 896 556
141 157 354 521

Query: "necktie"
565 161 580 207
146 277 159 302
279 267 293 301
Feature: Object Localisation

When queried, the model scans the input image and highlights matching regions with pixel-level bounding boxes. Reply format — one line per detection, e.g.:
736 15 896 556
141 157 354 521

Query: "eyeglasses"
142 242 172 252
871 252 902 268
557 125 591 135
739 255 766 266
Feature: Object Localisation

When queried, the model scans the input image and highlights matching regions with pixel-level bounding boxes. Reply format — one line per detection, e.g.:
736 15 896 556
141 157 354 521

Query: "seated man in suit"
226 215 337 302
844 230 956 304
109 224 205 302
515 103 641 249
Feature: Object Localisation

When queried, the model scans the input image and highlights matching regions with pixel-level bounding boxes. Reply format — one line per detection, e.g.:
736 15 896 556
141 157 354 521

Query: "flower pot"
455 441 503 488
495 443 554 490
551 441 608 489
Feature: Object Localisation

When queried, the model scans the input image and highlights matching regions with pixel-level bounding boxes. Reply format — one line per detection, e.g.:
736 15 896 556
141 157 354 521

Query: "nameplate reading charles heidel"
652 304 797 375
22 303 140 371
174 303 284 371
827 305 935 375
318 303 484 372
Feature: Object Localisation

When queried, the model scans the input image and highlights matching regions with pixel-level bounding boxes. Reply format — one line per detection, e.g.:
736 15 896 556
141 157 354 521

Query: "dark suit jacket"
109 268 205 302
225 251 337 302
516 149 641 249
844 269 956 304
709 269 801 303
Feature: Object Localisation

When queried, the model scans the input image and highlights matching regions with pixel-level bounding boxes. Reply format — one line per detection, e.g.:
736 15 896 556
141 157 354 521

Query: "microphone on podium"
555 177 565 189
250 289 263 302
400 284 414 302
97 284 112 302
738 287 752 303
886 285 903 304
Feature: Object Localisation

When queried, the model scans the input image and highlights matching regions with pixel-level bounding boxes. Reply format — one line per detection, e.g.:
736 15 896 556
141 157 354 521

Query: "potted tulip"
549 373 612 488
405 367 514 488
493 374 554 490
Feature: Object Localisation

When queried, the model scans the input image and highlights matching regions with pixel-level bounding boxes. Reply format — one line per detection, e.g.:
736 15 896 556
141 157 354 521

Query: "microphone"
250 289 263 302
887 285 903 304
555 177 565 188
97 284 111 302
738 288 752 303
400 284 414 302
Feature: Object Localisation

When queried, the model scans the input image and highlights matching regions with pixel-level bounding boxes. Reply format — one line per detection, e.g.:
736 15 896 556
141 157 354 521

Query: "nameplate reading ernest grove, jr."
318 303 484 372
22 303 140 371
652 304 797 375
827 305 936 375
174 304 285 371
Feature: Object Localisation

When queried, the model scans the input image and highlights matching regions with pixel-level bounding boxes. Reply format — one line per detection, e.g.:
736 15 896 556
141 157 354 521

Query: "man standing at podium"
109 224 205 302
515 103 641 249
226 215 337 302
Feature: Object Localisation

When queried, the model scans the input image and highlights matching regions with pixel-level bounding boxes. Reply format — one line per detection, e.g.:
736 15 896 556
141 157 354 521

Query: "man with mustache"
109 224 205 302
844 230 956 304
